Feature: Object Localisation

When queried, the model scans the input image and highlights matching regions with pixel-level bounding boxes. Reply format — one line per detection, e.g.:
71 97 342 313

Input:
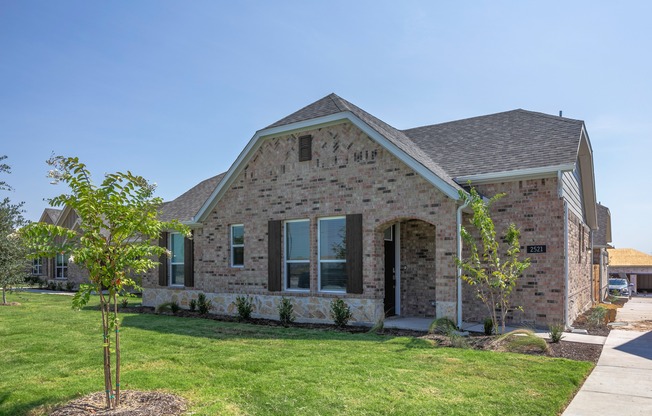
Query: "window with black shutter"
299 135 312 162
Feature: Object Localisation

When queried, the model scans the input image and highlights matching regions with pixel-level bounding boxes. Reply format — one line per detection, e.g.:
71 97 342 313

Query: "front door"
384 226 396 316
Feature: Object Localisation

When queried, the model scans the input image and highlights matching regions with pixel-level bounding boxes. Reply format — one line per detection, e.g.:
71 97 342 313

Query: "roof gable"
195 95 463 222
594 203 612 247
39 208 62 224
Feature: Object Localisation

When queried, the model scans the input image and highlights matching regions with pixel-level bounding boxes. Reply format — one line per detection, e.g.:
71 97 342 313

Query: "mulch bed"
125 305 605 363
49 390 186 416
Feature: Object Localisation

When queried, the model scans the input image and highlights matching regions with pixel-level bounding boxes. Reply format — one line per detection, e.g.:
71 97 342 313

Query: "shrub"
189 299 197 312
368 317 385 334
55 282 63 291
65 281 75 292
493 329 548 354
429 317 457 335
448 331 469 348
277 297 295 326
156 301 180 314
588 306 607 328
234 295 254 320
483 317 494 335
48 281 56 290
330 298 352 327
120 297 129 308
549 323 564 343
197 293 211 314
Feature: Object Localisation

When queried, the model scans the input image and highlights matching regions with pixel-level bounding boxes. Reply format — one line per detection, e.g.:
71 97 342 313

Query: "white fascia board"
455 164 576 185
344 113 461 201
194 112 462 222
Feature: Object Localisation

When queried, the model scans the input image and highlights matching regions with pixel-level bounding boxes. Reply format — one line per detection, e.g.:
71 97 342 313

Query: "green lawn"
0 292 592 415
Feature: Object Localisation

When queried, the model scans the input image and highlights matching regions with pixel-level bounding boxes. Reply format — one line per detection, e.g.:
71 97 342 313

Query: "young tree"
0 156 29 304
20 156 188 410
457 187 530 334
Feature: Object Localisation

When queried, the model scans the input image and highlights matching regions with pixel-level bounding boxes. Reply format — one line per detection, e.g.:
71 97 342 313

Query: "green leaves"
457 186 530 333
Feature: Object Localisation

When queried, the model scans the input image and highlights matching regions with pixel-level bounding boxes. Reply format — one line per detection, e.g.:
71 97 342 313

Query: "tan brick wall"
144 121 459 324
567 210 593 323
400 220 437 317
462 178 570 327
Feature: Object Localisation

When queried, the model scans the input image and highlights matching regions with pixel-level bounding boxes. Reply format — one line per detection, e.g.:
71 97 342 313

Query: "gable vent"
299 135 312 162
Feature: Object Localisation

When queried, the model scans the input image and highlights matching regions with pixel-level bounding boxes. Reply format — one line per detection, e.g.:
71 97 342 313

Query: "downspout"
564 200 570 329
456 198 470 330
558 170 570 329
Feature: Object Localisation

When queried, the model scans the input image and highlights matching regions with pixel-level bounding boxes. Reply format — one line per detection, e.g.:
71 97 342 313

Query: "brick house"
592 203 612 300
138 93 599 327
33 206 90 289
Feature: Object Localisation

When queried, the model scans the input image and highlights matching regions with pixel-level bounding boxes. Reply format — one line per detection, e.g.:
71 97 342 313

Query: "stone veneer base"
143 288 386 325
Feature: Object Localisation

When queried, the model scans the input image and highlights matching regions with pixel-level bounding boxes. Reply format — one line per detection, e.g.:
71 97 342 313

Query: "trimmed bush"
156 301 180 314
189 299 197 312
483 317 494 335
234 295 254 320
330 298 352 327
197 293 211 314
277 297 295 326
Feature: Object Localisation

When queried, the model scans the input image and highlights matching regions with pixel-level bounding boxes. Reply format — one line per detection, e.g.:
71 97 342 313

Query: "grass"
1 292 593 415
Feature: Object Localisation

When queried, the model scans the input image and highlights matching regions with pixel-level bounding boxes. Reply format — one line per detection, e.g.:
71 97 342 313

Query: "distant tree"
20 156 188 410
0 156 29 304
456 187 530 334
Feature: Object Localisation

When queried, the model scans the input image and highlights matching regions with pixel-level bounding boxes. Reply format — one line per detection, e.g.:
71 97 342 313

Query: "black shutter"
184 231 194 287
346 214 363 294
158 232 168 286
299 135 312 162
268 220 282 291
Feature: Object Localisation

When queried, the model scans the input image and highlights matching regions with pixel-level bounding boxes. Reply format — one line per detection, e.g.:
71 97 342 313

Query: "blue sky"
1 1 651 252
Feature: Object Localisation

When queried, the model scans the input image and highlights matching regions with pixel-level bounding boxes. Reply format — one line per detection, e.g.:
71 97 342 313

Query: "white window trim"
230 224 245 268
32 258 43 275
284 219 310 292
55 253 68 279
169 232 185 287
318 216 347 294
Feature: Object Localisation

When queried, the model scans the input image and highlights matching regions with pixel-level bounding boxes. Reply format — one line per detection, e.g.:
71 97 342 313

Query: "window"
32 258 43 275
319 217 347 292
298 135 312 162
169 233 185 286
285 220 310 290
55 253 68 279
231 224 244 267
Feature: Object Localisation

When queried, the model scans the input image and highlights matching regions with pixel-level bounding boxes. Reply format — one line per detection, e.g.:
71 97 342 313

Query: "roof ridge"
404 108 583 133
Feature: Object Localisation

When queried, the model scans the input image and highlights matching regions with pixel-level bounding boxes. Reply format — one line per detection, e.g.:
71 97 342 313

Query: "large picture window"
319 217 347 292
169 233 185 286
32 258 43 275
55 253 68 279
285 220 310 290
231 224 244 267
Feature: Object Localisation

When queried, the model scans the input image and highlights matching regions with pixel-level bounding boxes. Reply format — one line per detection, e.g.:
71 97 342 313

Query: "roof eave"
454 163 575 185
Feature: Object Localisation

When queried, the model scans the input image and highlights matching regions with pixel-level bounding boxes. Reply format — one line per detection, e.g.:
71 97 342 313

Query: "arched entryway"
378 218 437 318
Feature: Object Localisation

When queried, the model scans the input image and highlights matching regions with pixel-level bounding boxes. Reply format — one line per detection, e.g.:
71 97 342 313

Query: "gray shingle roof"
403 109 584 178
160 173 225 222
267 93 461 190
44 208 62 224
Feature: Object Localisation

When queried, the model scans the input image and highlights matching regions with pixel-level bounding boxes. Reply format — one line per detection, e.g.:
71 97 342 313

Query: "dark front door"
384 229 396 316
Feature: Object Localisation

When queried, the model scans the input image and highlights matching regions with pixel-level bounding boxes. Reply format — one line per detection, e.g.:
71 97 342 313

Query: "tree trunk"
2 286 6 304
99 290 114 409
114 292 121 406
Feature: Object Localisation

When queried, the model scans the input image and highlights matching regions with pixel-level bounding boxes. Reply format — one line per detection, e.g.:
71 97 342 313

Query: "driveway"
563 296 652 415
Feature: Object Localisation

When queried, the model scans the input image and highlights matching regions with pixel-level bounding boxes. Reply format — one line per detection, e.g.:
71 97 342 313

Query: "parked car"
609 278 631 297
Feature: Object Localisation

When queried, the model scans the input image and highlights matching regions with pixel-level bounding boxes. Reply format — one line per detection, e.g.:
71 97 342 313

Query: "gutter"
456 198 470 329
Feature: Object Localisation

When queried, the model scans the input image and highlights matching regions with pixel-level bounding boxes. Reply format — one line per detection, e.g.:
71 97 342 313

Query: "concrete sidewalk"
562 297 652 415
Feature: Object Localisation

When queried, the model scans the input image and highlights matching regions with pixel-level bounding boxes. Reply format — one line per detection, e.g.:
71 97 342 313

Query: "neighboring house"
608 248 652 293
592 203 612 301
142 93 599 328
31 208 61 282
34 206 89 289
